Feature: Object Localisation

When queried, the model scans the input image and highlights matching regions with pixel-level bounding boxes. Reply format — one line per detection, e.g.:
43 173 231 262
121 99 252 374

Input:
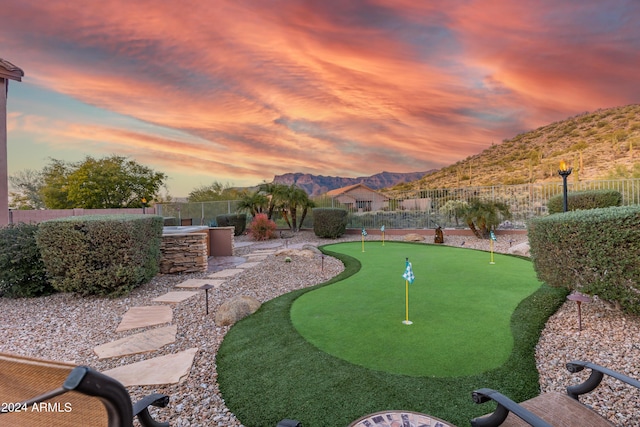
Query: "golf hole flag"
403 259 414 284
402 258 414 324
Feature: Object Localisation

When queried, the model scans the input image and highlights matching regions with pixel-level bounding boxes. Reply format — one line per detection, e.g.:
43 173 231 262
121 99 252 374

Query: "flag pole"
489 230 496 264
402 257 413 325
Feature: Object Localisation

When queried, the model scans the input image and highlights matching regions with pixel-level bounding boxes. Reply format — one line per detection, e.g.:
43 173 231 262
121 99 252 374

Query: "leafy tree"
41 159 74 209
9 169 45 209
39 155 167 209
187 181 243 202
462 198 511 239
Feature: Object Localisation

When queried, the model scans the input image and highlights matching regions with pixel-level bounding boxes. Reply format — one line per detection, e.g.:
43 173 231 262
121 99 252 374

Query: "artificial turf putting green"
291 241 542 377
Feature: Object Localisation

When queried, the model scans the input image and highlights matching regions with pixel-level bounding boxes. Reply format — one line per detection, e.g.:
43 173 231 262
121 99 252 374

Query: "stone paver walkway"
152 291 199 303
94 325 177 359
208 269 244 278
115 306 173 332
103 347 199 386
95 241 275 386
174 278 224 289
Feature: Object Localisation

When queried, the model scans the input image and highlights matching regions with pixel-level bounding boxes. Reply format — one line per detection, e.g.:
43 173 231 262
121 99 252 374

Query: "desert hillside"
388 104 640 193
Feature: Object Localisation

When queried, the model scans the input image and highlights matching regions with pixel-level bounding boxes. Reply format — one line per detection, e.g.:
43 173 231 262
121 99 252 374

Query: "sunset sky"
1 0 639 197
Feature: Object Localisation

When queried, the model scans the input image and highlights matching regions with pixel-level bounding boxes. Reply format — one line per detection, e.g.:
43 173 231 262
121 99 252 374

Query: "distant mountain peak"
272 171 431 196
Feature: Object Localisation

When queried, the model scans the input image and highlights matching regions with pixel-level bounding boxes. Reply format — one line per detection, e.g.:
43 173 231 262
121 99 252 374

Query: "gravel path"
1 230 638 426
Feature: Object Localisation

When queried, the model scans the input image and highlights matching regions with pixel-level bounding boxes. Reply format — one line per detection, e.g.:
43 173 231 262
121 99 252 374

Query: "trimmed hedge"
528 205 640 315
312 208 348 238
216 214 247 236
547 189 622 214
0 223 53 298
36 215 163 297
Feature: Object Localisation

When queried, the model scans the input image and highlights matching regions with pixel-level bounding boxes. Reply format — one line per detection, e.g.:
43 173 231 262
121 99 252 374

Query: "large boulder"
403 233 424 242
507 241 530 257
215 295 261 326
275 248 316 258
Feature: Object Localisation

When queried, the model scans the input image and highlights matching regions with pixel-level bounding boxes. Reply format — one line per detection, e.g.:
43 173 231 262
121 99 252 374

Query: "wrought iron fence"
156 178 640 230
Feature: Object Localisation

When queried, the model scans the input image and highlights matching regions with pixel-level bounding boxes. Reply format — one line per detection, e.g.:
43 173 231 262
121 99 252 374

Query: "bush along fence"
528 205 640 316
156 177 640 230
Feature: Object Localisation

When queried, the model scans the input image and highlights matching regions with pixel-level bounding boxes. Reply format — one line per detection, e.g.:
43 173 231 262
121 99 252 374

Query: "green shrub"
36 215 163 297
528 206 640 315
547 189 622 214
216 214 247 236
0 223 53 298
248 213 277 241
312 208 348 238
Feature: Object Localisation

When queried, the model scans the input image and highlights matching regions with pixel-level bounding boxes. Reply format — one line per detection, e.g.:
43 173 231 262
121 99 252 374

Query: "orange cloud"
2 0 639 195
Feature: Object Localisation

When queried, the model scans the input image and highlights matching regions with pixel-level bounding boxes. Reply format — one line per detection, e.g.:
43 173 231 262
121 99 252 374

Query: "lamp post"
558 160 573 213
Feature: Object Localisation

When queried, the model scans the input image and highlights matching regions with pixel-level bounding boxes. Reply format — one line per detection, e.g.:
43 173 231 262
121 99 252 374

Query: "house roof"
325 183 379 196
0 58 24 81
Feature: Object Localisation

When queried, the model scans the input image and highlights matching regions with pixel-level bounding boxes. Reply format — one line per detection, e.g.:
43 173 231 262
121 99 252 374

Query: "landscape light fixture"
199 283 215 315
558 160 573 213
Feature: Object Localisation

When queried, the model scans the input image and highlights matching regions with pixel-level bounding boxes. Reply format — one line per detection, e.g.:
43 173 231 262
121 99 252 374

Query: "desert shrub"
36 215 163 297
216 214 247 236
547 189 622 214
313 208 348 238
247 214 277 241
0 223 53 298
528 205 640 315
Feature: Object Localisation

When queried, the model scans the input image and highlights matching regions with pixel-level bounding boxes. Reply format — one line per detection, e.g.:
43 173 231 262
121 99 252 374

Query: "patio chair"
0 352 170 427
471 360 640 426
344 360 638 427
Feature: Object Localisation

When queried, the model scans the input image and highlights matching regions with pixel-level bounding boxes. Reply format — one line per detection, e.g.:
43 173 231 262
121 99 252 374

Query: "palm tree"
258 182 287 220
297 196 316 231
236 190 267 217
463 198 511 239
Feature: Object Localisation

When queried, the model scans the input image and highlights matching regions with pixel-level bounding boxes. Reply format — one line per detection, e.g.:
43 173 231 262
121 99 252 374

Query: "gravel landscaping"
1 230 638 426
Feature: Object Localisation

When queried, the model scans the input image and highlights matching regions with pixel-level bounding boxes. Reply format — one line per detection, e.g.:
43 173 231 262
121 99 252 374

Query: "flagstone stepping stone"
236 262 262 269
152 291 199 303
208 269 244 278
94 325 177 359
251 249 277 254
103 347 198 386
252 242 283 250
245 255 268 262
175 278 225 289
115 306 173 332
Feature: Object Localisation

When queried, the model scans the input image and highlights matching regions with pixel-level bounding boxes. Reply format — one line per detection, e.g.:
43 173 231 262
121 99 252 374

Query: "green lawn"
291 242 541 376
217 243 567 427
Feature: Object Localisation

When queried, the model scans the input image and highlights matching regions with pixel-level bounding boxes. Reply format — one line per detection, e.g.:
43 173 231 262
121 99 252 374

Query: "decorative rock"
214 295 261 326
404 233 425 242
275 248 316 258
507 241 530 257
301 244 322 255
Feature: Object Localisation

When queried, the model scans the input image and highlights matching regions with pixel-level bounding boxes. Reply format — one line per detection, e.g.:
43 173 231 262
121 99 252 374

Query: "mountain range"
271 104 639 197
272 171 430 196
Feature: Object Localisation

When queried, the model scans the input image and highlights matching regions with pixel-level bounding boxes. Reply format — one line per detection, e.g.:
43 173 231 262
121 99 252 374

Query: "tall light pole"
558 160 573 213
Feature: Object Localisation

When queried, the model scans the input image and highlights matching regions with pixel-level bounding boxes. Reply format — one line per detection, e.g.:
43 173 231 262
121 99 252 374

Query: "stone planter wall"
160 233 207 274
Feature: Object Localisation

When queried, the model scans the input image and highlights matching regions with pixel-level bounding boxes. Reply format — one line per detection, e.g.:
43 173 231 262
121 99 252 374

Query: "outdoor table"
349 410 453 427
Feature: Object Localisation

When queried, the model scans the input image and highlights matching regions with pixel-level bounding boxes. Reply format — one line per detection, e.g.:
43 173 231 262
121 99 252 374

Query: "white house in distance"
325 183 388 212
